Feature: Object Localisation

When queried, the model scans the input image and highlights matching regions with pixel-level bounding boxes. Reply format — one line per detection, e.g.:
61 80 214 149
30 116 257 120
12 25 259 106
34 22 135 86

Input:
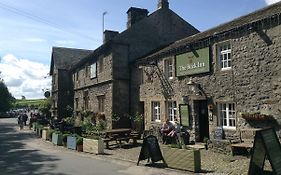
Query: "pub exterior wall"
134 24 281 141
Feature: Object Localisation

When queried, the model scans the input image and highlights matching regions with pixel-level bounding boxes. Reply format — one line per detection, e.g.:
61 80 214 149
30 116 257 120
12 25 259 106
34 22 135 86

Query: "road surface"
0 118 190 175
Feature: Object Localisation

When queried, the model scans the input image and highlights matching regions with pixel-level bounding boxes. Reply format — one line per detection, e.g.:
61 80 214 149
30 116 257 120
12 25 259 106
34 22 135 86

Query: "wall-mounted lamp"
187 77 200 95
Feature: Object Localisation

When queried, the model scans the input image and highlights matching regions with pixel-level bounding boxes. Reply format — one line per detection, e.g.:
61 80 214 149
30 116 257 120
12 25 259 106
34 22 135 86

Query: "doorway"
194 100 209 142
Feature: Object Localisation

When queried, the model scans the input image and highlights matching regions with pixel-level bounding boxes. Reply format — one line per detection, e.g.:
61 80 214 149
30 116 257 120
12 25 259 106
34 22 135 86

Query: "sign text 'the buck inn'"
176 47 210 77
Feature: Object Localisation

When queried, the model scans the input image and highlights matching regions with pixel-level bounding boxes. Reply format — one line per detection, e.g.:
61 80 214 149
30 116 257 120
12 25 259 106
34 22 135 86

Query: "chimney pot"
103 30 119 43
127 7 149 28
158 0 169 10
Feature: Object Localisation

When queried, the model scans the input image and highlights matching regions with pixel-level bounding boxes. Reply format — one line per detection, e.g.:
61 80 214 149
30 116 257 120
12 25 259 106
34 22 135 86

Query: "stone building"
49 47 92 119
69 0 199 128
133 2 281 142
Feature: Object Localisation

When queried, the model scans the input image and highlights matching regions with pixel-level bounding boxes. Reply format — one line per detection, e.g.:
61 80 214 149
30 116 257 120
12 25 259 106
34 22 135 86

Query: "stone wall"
73 53 113 90
132 23 281 140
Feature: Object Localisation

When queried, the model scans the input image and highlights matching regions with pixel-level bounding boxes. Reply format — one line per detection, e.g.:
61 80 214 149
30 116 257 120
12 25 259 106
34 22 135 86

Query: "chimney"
158 0 169 10
103 30 119 43
127 7 149 28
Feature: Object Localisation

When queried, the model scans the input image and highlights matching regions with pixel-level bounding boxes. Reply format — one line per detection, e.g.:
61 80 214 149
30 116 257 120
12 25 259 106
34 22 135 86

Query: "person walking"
23 113 28 126
18 114 24 130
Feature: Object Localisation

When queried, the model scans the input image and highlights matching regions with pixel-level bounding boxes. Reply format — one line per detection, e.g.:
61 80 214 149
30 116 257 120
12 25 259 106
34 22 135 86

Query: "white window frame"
218 43 232 70
167 101 177 121
90 63 97 79
219 103 236 129
164 58 173 79
151 101 161 122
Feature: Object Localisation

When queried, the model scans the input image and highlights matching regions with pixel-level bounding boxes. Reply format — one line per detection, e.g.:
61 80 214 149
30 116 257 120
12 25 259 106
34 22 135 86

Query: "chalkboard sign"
179 104 190 127
248 128 281 175
137 135 166 165
214 127 224 140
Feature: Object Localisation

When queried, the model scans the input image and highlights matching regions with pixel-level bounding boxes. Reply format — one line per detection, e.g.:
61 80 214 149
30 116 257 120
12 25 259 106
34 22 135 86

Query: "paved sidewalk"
25 127 273 175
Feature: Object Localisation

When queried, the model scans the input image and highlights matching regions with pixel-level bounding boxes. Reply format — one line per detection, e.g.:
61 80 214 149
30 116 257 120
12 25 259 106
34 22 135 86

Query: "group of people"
17 113 28 130
160 118 182 144
17 112 38 130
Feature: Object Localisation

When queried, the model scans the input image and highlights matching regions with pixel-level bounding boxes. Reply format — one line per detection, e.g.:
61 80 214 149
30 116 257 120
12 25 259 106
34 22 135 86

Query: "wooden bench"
228 128 260 156
102 138 114 149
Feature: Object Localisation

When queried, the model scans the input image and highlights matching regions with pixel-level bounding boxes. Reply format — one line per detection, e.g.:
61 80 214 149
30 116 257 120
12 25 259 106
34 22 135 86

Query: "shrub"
63 133 70 143
76 137 83 145
47 129 55 140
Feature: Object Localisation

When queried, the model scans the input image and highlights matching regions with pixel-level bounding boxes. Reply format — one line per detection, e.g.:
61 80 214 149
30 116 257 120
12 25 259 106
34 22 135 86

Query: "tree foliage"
38 97 51 118
0 81 15 112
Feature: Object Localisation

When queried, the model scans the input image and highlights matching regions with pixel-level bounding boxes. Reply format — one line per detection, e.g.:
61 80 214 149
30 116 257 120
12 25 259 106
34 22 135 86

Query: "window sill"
221 67 232 71
223 127 236 131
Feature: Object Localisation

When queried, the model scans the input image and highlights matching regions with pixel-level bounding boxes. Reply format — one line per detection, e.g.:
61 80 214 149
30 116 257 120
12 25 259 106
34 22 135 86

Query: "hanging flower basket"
241 112 274 121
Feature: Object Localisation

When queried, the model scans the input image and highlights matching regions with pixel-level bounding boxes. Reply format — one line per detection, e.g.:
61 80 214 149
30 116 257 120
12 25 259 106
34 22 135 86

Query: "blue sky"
0 0 279 99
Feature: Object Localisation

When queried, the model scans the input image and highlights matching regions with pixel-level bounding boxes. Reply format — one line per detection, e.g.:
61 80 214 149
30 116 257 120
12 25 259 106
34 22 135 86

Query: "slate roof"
71 7 199 71
50 47 92 75
138 1 281 63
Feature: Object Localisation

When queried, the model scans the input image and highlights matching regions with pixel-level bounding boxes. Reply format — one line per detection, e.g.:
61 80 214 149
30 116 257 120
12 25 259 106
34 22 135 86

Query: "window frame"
218 43 232 70
90 62 97 79
83 91 89 110
75 98 79 110
164 58 173 80
97 95 105 113
99 58 104 73
167 101 177 122
151 101 161 122
218 103 236 129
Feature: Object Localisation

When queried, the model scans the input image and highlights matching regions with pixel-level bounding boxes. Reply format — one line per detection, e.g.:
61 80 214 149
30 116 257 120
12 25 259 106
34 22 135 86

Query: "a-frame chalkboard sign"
137 135 166 166
248 128 281 175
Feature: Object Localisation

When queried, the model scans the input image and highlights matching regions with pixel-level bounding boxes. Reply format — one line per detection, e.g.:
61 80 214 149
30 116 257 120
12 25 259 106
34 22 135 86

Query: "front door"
194 100 209 142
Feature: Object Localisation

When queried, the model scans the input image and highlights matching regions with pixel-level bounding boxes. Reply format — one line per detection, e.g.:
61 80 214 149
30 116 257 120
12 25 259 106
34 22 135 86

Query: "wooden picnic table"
103 128 132 148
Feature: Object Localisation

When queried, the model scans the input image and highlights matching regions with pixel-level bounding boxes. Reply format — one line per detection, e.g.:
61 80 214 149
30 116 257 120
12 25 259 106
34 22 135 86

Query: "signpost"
179 104 190 127
248 128 281 175
176 47 210 77
137 135 166 166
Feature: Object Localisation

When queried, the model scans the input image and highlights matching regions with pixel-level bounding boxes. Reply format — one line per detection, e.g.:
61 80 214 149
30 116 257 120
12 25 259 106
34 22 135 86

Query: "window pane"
90 63 97 78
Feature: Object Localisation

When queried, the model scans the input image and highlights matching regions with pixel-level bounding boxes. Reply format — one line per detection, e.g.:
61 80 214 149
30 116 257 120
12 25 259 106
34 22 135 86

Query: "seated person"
167 118 181 137
160 119 175 144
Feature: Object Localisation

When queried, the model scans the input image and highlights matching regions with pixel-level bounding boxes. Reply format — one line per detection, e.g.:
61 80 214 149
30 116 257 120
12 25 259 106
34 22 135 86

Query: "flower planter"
42 129 48 140
83 138 104 154
52 133 63 146
67 136 77 150
241 113 274 121
32 123 36 131
77 144 83 152
36 128 42 137
161 146 201 173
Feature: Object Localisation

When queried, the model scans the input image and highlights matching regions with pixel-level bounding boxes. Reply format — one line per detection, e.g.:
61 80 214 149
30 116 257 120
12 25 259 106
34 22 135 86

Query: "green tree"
39 97 51 119
0 81 15 112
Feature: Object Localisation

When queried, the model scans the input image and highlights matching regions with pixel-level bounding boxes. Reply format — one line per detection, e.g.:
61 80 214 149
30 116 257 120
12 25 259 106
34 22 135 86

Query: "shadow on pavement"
0 120 65 175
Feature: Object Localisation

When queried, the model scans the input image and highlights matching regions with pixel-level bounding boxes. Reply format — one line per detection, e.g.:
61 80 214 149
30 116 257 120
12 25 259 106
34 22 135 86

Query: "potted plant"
76 137 83 152
52 131 63 146
83 135 104 154
62 133 70 147
161 145 201 172
41 127 49 140
47 129 54 141
67 134 79 150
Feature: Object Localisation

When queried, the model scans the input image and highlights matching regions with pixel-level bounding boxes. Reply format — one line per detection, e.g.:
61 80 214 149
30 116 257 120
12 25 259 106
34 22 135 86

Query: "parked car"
0 112 10 118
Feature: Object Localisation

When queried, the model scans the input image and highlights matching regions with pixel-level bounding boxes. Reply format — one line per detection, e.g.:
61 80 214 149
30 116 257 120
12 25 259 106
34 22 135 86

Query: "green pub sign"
176 47 210 77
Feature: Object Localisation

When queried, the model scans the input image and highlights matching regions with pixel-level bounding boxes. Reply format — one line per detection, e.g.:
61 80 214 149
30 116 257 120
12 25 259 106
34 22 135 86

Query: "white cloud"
25 37 46 43
264 0 281 5
0 54 51 99
54 40 76 45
